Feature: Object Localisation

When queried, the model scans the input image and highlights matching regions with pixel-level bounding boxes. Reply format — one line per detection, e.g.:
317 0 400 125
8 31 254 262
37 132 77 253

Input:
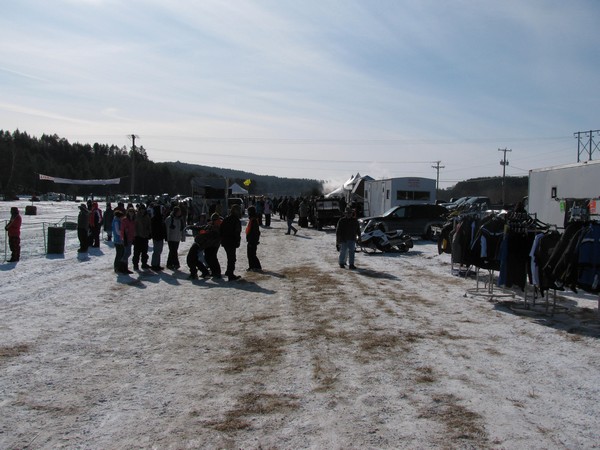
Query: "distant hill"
0 129 528 201
0 129 323 197
164 161 323 197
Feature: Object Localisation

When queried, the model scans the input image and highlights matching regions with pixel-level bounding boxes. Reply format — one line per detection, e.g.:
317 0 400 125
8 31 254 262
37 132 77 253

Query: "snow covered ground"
1 200 600 449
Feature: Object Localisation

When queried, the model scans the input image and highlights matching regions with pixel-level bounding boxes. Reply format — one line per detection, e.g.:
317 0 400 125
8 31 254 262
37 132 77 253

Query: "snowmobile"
358 220 414 253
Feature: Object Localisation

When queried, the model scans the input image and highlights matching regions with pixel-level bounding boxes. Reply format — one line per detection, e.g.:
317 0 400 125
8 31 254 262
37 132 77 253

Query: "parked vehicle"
309 198 343 230
441 196 471 211
358 221 413 253
456 196 491 212
359 203 448 240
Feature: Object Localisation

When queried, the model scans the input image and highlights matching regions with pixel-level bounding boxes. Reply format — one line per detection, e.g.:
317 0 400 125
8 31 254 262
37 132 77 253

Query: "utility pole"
431 160 444 195
128 134 139 195
498 148 512 206
574 129 600 162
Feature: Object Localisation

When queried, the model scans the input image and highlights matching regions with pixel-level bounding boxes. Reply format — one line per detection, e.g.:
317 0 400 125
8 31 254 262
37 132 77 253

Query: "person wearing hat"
5 207 22 262
77 203 90 253
336 206 360 269
203 212 223 278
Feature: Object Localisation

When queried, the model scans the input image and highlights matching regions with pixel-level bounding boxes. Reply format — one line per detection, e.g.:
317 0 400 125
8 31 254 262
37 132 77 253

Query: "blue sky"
1 0 599 189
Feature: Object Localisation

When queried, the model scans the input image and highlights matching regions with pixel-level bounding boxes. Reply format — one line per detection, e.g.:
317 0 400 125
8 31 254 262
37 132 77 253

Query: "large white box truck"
364 177 436 217
528 160 600 228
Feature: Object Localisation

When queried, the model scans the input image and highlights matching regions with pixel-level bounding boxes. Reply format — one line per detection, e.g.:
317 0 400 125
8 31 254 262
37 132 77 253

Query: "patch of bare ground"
418 393 489 448
222 334 287 374
434 328 470 341
484 346 503 356
312 354 340 392
414 366 437 383
205 391 300 432
13 399 81 416
355 330 423 363
0 343 30 358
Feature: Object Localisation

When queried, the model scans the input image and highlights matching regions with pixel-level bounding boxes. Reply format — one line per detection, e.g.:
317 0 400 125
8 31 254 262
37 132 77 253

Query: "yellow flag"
243 179 251 187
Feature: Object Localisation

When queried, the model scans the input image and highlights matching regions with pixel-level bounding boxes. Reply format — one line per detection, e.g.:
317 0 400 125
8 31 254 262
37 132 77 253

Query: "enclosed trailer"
364 177 436 217
528 160 600 228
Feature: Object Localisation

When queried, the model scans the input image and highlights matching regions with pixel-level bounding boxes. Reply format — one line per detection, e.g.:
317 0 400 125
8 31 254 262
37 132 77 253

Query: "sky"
1 0 599 189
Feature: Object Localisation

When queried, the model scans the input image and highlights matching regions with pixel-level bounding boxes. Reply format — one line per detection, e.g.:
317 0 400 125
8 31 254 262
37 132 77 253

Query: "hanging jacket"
577 223 600 293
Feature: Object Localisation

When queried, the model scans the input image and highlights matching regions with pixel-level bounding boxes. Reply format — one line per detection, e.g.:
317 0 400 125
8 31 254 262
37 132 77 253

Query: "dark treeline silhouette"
0 130 323 198
439 176 528 207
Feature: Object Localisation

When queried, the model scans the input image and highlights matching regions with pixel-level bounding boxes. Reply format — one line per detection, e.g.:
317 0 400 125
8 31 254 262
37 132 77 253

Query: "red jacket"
5 214 22 238
121 216 136 245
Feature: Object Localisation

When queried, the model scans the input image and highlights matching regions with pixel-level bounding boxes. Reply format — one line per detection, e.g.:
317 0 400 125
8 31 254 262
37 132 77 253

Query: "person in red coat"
245 206 262 272
5 207 22 262
119 207 136 274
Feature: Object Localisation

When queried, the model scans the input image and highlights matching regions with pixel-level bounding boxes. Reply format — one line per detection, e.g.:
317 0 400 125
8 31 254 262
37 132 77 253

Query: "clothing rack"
464 267 515 301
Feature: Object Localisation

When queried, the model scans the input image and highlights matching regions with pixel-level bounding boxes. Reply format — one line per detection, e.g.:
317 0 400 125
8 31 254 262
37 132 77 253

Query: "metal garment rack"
464 267 515 301
521 285 565 316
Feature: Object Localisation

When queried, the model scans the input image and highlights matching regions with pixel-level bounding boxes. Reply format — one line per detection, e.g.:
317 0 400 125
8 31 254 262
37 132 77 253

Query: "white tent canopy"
230 183 248 195
325 173 367 198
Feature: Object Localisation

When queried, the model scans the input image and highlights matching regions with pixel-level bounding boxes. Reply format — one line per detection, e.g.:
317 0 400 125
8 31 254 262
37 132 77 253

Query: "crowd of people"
71 199 266 281
4 195 361 273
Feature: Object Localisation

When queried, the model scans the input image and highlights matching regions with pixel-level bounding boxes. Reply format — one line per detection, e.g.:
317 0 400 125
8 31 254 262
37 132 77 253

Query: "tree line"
439 176 528 207
0 130 323 198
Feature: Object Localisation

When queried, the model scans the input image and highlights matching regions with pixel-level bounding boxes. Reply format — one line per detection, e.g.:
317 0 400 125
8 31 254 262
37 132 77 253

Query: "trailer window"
396 190 431 201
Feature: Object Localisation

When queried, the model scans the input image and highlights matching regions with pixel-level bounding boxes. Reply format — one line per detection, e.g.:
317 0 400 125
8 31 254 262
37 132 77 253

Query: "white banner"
39 174 121 185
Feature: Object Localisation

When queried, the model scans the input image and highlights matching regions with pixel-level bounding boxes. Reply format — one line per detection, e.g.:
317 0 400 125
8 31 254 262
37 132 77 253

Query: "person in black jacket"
220 204 242 281
245 206 262 271
150 205 166 271
202 213 223 278
77 203 90 253
336 206 360 269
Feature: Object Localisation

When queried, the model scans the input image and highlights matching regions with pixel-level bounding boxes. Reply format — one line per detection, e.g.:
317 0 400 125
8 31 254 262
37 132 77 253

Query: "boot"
119 262 133 274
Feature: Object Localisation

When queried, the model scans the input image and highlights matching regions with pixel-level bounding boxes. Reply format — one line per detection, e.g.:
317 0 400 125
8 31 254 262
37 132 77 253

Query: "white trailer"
364 177 436 217
528 160 600 228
